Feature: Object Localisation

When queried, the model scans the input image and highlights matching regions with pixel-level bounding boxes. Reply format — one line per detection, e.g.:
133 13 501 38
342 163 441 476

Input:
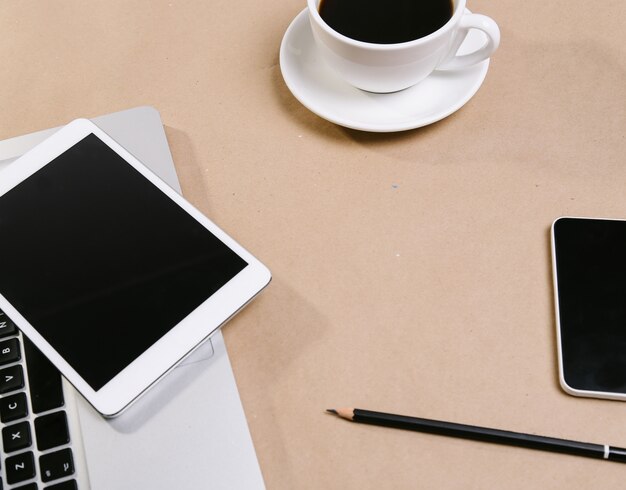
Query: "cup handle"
437 13 500 71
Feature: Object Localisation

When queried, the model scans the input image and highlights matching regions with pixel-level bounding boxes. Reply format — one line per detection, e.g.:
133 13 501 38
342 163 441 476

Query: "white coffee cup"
307 0 500 93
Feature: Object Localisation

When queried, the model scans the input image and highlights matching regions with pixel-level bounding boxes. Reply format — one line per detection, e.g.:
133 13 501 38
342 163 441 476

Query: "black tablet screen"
0 134 247 390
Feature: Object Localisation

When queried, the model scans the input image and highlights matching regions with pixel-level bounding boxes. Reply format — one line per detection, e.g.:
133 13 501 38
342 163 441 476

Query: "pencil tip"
326 408 338 415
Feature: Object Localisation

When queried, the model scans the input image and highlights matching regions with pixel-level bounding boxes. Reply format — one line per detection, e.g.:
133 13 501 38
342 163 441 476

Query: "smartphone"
551 216 626 400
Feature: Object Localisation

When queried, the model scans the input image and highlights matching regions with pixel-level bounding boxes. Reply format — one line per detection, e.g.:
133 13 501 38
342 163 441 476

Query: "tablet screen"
0 133 247 390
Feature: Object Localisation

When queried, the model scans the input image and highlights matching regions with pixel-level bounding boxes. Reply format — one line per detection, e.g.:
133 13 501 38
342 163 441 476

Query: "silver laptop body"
0 106 265 489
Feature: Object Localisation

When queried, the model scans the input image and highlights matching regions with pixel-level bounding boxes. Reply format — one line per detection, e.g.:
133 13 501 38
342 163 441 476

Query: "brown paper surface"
2 0 626 488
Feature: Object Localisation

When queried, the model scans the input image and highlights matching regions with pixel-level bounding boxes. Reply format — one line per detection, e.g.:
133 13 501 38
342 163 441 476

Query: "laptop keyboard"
0 310 78 489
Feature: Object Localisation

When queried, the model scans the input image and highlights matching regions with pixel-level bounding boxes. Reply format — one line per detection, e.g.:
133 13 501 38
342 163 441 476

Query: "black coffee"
319 0 453 44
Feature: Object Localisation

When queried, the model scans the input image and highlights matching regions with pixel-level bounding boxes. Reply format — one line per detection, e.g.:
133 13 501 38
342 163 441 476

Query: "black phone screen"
553 217 626 394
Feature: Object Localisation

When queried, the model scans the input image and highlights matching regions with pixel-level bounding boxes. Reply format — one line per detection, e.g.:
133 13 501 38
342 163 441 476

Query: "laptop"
0 106 265 489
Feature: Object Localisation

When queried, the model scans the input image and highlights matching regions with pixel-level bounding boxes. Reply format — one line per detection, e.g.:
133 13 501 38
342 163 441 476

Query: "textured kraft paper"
1 0 626 488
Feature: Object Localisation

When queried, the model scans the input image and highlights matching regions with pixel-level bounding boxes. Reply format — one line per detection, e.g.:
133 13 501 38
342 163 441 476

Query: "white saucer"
279 9 491 132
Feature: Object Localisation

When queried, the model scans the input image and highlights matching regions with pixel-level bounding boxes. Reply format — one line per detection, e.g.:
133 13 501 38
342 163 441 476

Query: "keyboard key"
0 364 24 394
0 312 17 339
39 448 74 483
23 339 64 414
35 412 70 451
2 420 32 453
0 392 28 423
0 337 21 366
45 480 77 489
6 450 35 484
14 483 38 490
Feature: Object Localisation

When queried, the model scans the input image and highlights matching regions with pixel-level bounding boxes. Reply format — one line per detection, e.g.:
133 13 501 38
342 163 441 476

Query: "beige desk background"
1 0 625 488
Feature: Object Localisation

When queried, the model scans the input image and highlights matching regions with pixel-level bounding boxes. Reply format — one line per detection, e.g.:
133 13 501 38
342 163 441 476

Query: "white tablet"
0 119 271 417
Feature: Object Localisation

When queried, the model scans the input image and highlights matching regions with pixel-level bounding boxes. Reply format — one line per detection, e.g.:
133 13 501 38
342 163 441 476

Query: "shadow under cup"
307 0 499 93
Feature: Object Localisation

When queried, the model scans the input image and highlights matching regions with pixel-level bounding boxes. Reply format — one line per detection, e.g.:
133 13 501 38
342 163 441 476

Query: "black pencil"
327 407 626 464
